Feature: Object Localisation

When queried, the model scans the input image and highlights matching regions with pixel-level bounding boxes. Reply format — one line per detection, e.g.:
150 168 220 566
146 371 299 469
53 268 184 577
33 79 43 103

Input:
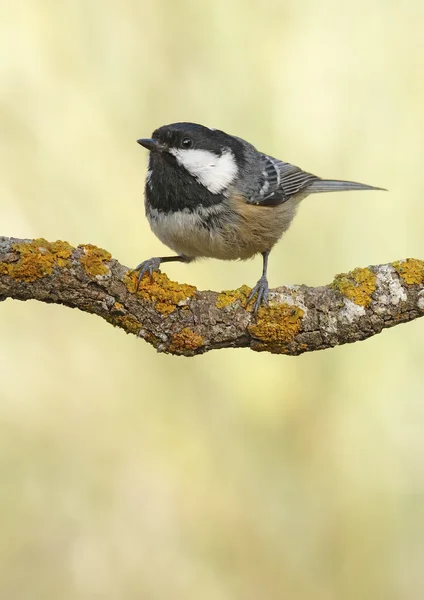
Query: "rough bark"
1 236 423 356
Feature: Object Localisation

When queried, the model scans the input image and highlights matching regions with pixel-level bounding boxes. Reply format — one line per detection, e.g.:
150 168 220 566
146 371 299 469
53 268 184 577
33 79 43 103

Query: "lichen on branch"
1 236 423 356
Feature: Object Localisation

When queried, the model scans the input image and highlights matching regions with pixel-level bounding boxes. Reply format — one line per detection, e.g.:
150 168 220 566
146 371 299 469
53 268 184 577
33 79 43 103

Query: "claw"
247 275 269 314
133 257 161 291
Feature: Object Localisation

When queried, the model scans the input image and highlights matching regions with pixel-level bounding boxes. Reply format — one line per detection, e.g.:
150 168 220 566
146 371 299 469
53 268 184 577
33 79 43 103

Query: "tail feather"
307 179 386 194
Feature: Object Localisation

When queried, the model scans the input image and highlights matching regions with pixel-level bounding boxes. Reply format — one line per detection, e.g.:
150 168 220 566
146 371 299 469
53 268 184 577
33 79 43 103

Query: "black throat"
145 152 226 213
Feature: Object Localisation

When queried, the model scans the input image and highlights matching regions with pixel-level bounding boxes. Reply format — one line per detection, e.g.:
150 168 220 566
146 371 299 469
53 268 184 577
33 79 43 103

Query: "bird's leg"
248 250 270 313
133 255 193 290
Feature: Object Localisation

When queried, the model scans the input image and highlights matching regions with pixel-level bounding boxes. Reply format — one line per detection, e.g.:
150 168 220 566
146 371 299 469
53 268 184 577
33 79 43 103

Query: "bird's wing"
248 154 318 206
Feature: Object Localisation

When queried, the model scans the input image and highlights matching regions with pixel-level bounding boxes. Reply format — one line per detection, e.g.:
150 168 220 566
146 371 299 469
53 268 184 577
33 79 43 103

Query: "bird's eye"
181 137 192 149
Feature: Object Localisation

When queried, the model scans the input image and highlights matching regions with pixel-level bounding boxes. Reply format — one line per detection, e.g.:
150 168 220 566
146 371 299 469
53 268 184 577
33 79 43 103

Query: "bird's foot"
133 257 161 291
247 275 269 314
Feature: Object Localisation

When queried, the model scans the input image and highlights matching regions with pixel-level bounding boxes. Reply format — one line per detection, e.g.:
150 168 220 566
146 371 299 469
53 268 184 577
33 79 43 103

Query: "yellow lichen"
4 238 74 282
112 302 125 314
169 327 203 353
107 314 142 335
155 301 180 315
248 304 304 352
125 270 196 315
332 267 376 307
216 285 251 309
392 258 424 285
79 244 112 277
104 301 142 335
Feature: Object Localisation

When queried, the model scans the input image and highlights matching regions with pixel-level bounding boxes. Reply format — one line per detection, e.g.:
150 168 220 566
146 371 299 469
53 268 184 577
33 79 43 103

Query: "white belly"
148 208 221 258
146 195 305 260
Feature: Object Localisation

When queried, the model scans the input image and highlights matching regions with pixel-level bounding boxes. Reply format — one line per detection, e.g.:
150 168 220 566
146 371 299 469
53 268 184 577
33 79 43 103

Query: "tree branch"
1 236 423 356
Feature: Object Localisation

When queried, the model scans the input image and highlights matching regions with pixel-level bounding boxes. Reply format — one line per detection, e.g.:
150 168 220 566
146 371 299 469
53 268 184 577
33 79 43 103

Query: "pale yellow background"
1 1 424 599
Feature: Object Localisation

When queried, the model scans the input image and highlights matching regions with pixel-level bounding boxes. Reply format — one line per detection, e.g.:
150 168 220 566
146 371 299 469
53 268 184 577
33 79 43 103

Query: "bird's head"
137 122 245 195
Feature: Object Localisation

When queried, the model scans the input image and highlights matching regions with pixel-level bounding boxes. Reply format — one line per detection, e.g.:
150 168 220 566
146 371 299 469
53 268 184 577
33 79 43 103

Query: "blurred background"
1 1 424 598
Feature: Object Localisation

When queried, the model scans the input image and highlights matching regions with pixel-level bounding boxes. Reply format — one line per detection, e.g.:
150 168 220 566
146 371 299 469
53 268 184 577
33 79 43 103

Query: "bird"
134 122 384 312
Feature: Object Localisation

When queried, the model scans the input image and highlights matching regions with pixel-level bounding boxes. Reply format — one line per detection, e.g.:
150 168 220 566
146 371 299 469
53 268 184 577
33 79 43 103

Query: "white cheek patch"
169 148 238 194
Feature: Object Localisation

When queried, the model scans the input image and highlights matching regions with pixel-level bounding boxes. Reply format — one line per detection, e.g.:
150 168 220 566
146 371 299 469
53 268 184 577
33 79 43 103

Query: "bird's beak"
137 138 165 152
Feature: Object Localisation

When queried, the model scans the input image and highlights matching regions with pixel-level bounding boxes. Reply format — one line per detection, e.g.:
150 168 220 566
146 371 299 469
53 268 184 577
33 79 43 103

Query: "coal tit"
135 122 383 312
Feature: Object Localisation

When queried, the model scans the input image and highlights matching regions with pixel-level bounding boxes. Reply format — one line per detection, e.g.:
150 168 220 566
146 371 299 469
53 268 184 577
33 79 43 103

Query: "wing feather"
249 154 318 206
